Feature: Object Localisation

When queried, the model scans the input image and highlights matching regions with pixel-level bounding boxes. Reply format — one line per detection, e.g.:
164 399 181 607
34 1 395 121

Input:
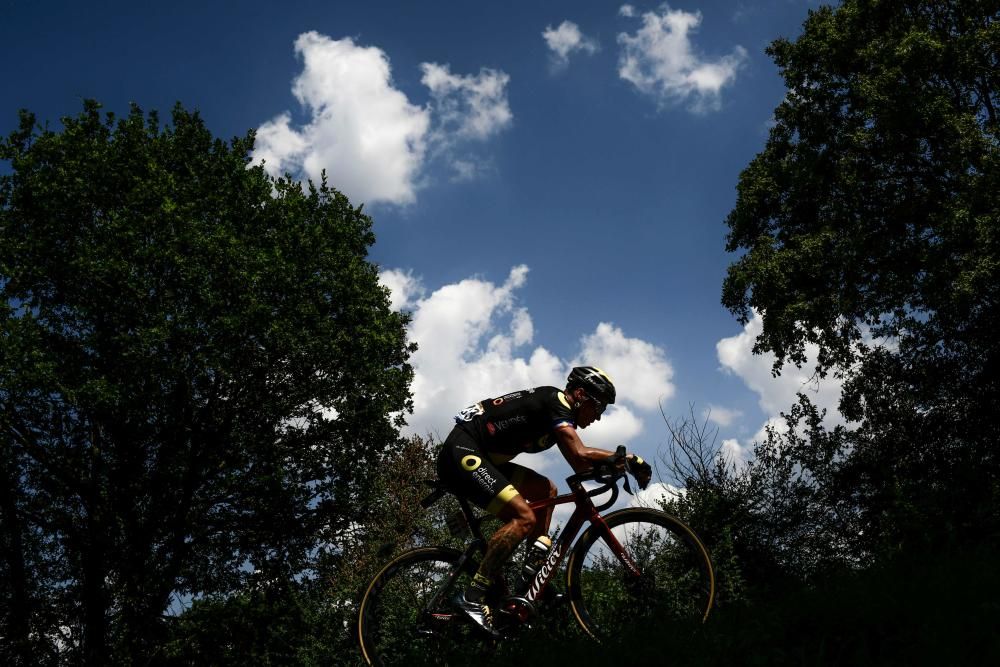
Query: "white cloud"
628 481 684 510
448 158 481 182
254 32 512 206
721 417 789 467
720 437 745 464
420 63 512 141
619 5 636 18
402 265 554 437
572 322 675 411
542 20 599 69
716 312 844 422
253 32 430 205
617 7 748 112
378 268 425 311
391 267 673 459
716 312 847 461
749 416 790 446
704 404 743 428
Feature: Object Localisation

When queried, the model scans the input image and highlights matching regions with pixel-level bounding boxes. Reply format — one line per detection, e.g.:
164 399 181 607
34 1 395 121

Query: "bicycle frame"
425 468 639 620
360 463 715 663
519 472 640 605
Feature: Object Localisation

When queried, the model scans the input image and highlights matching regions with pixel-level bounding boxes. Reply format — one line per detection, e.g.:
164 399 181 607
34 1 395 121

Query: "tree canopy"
721 0 1000 553
724 0 999 375
0 101 413 665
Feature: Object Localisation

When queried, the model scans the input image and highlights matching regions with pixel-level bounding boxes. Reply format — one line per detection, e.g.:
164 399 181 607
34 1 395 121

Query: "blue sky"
2 0 843 498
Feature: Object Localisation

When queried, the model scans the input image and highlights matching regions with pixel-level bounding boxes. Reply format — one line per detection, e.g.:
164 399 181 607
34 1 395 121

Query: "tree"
158 434 456 665
722 0 1000 552
0 101 413 665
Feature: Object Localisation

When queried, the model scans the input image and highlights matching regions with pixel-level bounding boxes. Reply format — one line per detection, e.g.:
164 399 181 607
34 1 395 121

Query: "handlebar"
565 445 628 511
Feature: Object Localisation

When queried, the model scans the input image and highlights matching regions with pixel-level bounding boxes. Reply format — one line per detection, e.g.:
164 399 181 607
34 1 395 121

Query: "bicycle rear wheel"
357 547 487 666
566 508 715 640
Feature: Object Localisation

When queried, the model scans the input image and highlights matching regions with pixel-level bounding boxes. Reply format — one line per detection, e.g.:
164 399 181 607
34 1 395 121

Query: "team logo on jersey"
557 392 571 410
486 422 497 436
455 403 484 422
493 398 504 405
461 455 482 471
493 416 527 432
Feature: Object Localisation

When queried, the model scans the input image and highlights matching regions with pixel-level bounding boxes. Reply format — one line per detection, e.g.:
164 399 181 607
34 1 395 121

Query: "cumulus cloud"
400 265 552 436
253 32 512 206
716 312 846 463
542 20 599 69
704 404 743 428
716 313 844 422
253 32 429 205
421 63 512 141
617 6 748 112
386 267 674 459
629 481 684 510
619 4 636 18
378 268 425 311
720 438 745 465
572 322 676 411
721 417 791 467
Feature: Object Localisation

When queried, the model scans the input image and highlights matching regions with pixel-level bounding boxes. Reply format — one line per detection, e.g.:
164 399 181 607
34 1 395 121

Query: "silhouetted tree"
723 0 1000 555
0 101 413 665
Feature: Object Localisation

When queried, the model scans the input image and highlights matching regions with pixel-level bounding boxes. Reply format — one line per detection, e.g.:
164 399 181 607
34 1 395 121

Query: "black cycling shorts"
436 424 530 516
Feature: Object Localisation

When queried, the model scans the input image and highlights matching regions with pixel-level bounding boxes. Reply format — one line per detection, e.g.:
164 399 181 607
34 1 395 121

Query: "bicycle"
356 447 715 666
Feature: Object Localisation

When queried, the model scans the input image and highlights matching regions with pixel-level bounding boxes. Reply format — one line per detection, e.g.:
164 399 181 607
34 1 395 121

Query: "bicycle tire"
565 508 715 640
358 546 483 666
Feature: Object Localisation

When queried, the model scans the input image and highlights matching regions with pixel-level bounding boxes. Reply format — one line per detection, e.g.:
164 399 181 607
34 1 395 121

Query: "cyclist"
436 366 652 637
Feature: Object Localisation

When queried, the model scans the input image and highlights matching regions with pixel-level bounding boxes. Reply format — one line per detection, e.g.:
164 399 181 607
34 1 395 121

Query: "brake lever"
619 445 634 495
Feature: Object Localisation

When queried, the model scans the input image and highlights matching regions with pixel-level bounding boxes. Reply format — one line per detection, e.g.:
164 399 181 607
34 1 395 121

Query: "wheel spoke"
569 510 714 639
359 549 484 666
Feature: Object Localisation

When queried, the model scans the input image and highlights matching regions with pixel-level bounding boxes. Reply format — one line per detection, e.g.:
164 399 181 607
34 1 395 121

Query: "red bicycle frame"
519 469 641 605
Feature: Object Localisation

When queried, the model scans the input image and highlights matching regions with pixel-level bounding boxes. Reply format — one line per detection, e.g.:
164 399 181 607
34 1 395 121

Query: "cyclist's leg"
482 495 535 577
437 432 536 572
499 463 557 540
436 425 523 519
437 427 535 634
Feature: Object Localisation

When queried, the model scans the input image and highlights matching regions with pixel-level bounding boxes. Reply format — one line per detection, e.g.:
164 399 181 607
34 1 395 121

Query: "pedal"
546 591 567 605
539 584 567 605
499 596 535 624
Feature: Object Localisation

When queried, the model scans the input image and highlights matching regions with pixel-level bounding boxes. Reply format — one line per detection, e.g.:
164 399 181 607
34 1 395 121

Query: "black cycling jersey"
453 386 575 462
437 386 577 515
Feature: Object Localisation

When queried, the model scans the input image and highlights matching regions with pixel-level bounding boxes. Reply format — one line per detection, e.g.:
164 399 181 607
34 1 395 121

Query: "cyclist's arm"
554 424 621 472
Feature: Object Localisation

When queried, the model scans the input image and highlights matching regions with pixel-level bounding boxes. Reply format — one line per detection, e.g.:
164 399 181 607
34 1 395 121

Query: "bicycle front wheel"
358 546 485 666
566 508 715 641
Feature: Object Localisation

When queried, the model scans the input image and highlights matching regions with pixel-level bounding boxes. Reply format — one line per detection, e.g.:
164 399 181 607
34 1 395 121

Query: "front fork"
590 513 642 577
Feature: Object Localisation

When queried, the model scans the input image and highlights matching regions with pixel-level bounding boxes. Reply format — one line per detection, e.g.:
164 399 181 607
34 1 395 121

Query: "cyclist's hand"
627 455 652 490
598 445 628 475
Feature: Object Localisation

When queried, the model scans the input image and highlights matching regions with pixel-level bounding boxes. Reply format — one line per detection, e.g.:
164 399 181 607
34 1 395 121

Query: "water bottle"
515 535 552 594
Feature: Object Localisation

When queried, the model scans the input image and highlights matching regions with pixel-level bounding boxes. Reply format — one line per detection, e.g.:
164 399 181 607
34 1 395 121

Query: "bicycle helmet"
567 366 616 405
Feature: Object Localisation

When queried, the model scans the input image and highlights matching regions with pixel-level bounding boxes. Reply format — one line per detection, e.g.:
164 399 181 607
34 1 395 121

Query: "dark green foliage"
0 101 413 665
162 581 311 666
653 403 858 609
723 0 1000 557
630 4 1000 657
158 435 455 666
504 545 1000 666
724 0 1000 371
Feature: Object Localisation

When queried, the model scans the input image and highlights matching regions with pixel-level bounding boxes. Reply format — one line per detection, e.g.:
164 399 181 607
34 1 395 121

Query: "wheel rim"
568 511 714 639
359 550 479 666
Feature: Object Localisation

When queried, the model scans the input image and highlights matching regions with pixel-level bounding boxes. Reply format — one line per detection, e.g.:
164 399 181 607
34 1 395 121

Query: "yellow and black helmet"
567 366 616 405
